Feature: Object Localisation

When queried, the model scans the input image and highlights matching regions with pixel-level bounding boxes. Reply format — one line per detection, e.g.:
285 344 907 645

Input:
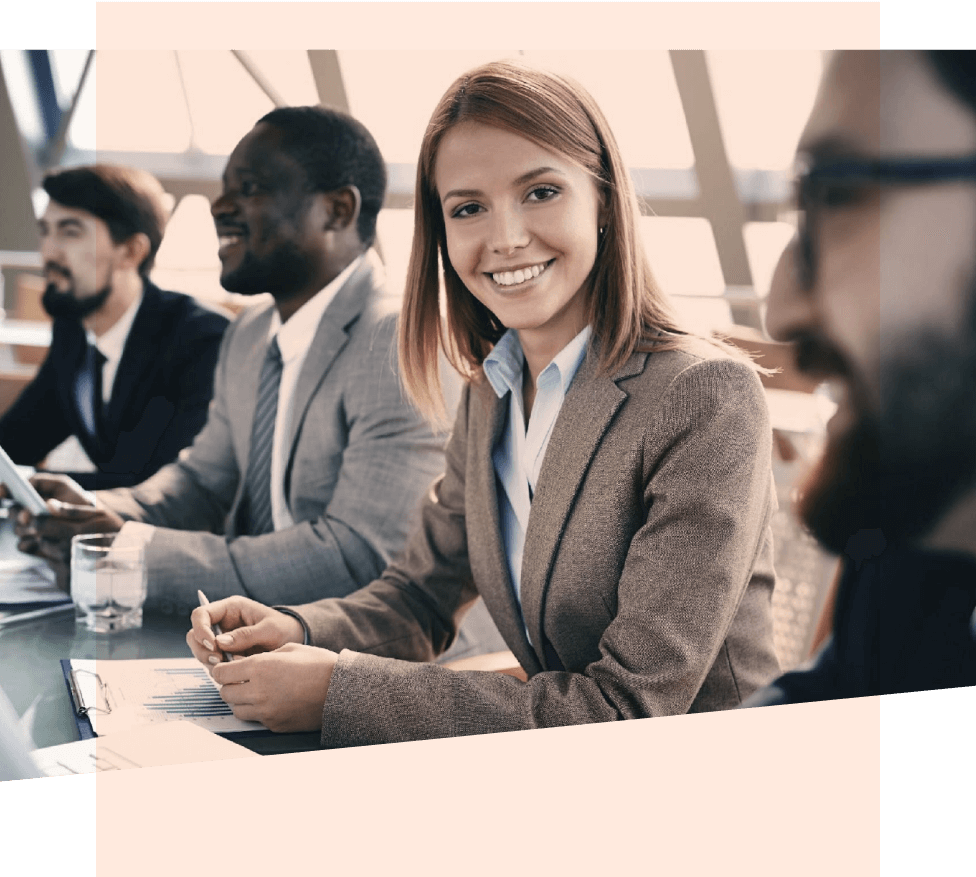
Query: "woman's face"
434 121 605 364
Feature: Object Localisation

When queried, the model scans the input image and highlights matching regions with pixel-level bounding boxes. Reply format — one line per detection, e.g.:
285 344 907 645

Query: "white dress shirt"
89 288 143 403
482 325 592 634
263 255 362 531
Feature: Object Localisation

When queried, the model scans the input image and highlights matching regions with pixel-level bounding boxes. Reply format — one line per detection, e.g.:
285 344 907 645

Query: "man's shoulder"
143 282 231 336
331 250 400 332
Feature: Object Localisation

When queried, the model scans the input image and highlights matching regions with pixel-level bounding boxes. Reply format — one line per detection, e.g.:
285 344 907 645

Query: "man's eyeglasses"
793 154 976 288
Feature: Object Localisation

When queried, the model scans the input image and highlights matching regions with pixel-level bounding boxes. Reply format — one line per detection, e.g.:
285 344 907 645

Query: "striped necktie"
240 336 283 536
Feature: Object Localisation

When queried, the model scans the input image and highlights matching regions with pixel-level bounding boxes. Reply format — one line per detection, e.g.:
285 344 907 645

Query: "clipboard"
59 658 321 753
61 658 276 740
61 659 97 741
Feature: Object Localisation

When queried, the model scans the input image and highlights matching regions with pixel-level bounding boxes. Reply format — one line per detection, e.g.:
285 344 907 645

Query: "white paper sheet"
34 720 258 775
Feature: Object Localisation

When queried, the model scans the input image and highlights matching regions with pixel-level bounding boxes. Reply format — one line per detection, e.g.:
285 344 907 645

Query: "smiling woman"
435 122 604 382
187 60 782 745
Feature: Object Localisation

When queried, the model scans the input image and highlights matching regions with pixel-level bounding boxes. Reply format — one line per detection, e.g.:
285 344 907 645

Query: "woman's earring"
599 226 605 236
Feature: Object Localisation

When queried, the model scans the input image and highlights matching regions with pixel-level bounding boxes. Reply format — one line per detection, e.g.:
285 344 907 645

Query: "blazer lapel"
280 255 375 501
467 381 543 676
519 346 648 666
101 285 159 435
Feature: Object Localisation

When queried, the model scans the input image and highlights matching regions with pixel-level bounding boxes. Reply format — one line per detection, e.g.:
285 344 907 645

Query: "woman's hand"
210 644 338 733
187 596 306 665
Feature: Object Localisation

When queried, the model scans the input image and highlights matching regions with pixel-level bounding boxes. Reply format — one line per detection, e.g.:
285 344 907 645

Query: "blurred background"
0 49 837 670
0 49 822 328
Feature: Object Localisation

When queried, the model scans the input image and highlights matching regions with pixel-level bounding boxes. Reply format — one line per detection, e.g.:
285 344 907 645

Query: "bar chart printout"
70 658 266 737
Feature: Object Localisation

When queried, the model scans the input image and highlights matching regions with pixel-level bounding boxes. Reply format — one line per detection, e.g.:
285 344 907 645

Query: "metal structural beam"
670 50 760 328
232 50 287 108
41 50 93 171
307 51 350 112
0 57 42 310
26 51 61 143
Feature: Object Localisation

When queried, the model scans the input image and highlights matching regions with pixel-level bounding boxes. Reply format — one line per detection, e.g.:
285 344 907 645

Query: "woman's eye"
527 185 559 202
240 180 260 197
451 203 482 219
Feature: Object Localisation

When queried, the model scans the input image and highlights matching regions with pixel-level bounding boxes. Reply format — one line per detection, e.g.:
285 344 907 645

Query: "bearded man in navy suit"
0 164 228 490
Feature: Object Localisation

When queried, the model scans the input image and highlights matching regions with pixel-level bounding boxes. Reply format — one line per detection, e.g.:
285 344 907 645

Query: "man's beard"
219 242 313 298
41 276 112 320
798 278 976 557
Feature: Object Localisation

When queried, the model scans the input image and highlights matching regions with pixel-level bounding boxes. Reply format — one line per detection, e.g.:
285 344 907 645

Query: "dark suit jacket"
744 544 976 706
0 280 228 490
289 337 782 747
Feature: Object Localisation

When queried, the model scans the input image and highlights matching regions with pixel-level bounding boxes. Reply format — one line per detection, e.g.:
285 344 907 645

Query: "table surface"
0 518 321 755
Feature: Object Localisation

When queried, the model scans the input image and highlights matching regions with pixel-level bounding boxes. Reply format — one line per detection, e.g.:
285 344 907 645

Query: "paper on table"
71 658 266 737
33 720 258 776
0 558 71 607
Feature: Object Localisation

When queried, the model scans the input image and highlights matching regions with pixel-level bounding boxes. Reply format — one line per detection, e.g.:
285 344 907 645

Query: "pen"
196 589 232 663
0 601 75 628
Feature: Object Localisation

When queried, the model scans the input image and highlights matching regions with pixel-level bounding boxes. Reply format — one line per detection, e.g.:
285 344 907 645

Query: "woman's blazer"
291 337 781 747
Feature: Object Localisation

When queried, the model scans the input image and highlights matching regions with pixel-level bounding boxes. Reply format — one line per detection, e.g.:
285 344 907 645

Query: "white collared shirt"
89 288 143 403
264 255 362 531
482 325 592 627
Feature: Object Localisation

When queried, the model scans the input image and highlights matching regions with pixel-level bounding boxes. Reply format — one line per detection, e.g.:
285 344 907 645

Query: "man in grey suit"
18 107 504 656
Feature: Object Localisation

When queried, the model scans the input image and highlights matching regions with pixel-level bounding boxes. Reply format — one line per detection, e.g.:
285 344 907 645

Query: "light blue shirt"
482 326 592 638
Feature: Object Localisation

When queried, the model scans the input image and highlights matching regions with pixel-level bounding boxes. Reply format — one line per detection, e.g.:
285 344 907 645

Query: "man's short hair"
41 165 171 276
924 51 976 116
257 105 387 248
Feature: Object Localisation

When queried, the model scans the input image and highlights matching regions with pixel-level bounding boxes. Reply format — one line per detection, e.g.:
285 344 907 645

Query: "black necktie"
75 344 107 439
240 337 283 536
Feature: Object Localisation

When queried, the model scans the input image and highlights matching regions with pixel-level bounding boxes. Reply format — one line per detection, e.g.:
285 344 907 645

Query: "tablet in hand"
0 444 48 516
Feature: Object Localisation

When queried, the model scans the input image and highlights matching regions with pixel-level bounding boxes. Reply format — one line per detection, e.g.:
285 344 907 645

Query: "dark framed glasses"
793 153 976 288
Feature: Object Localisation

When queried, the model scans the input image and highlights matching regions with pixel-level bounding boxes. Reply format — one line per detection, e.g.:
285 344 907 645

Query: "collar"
91 288 143 362
483 326 592 399
267 255 363 362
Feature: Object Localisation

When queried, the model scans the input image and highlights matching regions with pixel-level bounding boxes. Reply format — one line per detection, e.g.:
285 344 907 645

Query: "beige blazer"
292 337 781 746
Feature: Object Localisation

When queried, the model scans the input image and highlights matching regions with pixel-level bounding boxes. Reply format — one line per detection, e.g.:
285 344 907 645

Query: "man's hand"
187 596 306 665
210 644 337 733
10 473 123 565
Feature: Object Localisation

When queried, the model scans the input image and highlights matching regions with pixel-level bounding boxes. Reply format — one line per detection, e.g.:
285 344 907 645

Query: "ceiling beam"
307 51 350 112
670 50 760 328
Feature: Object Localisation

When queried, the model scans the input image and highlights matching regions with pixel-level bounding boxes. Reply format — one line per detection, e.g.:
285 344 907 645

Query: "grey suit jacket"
99 252 448 613
289 337 781 747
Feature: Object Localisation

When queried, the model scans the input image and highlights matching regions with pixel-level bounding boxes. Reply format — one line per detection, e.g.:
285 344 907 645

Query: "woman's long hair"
399 60 699 422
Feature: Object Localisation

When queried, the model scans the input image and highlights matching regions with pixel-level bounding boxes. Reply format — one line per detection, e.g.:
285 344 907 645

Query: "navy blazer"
744 542 976 706
0 279 229 490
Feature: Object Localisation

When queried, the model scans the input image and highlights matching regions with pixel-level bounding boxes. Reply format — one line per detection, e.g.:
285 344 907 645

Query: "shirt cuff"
274 607 310 645
115 520 156 551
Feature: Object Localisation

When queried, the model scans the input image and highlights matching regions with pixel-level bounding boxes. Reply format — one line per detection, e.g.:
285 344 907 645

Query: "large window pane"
707 50 824 171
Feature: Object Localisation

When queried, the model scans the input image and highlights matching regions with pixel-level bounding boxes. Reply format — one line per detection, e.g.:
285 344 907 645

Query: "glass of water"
70 533 147 633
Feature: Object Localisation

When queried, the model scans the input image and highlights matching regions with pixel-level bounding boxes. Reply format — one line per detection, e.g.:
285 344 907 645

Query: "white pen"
0 601 75 628
196 589 232 663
